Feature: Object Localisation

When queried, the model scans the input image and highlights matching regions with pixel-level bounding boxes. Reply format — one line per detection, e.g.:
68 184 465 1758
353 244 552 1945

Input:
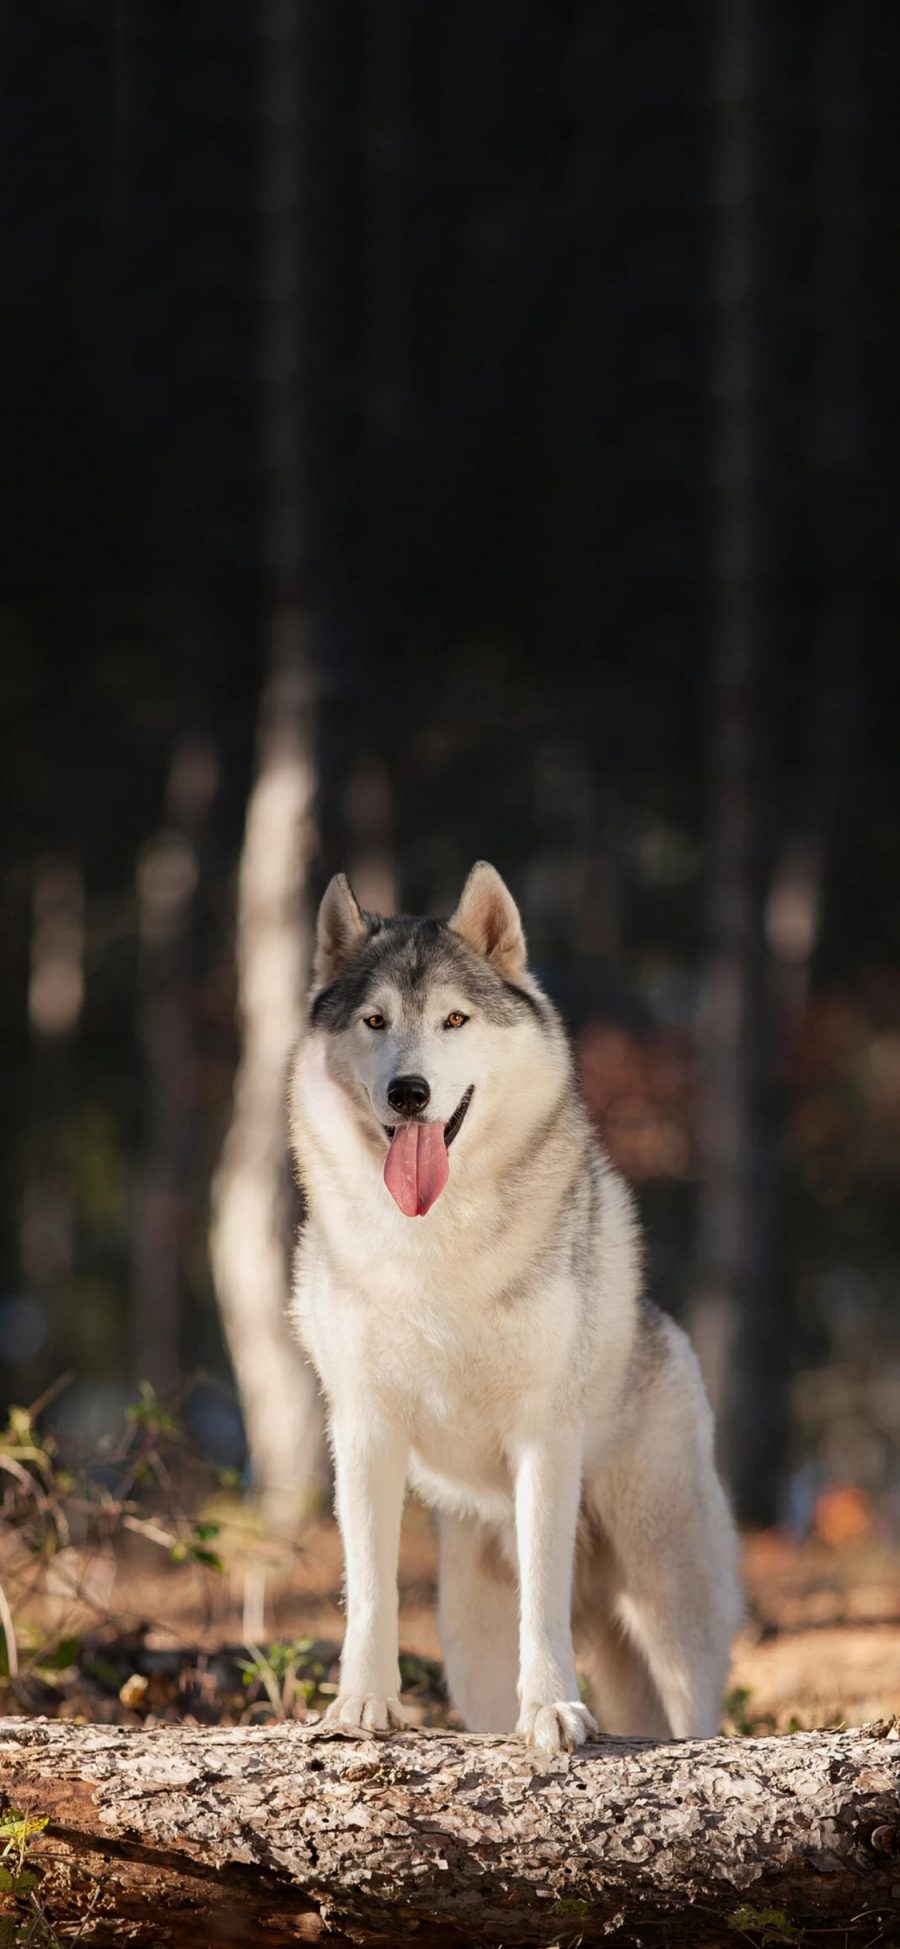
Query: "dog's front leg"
513 1425 598 1753
324 1410 409 1731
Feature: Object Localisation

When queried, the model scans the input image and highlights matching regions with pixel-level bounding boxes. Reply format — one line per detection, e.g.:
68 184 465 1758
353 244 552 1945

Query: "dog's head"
307 863 550 1217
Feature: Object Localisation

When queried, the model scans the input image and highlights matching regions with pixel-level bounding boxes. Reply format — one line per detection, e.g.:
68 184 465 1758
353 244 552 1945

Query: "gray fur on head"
309 864 537 1033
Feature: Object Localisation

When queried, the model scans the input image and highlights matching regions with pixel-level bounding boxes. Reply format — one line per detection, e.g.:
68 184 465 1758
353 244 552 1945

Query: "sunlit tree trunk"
210 646 324 1521
209 0 326 1522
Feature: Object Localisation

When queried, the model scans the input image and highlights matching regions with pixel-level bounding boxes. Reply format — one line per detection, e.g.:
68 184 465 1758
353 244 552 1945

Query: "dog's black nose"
387 1073 431 1117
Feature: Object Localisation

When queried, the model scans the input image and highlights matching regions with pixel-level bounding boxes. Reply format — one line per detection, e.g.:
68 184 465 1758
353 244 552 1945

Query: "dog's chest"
299 1181 583 1463
332 1241 574 1444
374 1305 531 1501
367 1277 539 1411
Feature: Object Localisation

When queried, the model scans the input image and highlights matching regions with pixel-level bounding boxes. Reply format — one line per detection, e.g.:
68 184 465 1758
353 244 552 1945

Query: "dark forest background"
2 3 899 1534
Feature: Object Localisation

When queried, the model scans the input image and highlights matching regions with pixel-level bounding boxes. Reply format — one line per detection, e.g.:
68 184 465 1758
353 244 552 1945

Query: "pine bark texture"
1 1716 898 1947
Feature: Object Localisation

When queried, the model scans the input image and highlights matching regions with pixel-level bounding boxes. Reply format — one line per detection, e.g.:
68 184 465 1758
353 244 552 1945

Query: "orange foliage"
812 1485 872 1548
578 1024 696 1181
577 974 900 1191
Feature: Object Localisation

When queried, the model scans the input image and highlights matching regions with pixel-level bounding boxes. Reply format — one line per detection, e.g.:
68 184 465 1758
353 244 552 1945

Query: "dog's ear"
449 862 527 980
313 873 369 987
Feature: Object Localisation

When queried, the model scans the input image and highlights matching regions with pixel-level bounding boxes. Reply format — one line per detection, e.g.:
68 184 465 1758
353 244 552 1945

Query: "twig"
26 1372 75 1424
0 1573 18 1677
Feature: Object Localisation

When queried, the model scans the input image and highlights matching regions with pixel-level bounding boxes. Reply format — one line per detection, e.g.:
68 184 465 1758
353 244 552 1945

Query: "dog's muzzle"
382 1085 474 1217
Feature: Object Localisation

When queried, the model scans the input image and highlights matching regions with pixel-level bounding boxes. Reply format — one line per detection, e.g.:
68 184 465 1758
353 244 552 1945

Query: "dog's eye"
444 1010 468 1030
363 1013 386 1031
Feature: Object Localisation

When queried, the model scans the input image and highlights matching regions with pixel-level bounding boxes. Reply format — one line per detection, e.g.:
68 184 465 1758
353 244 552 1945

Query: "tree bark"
1 1716 897 1947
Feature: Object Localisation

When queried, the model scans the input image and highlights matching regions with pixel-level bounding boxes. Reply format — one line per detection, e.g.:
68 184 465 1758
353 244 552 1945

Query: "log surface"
0 1714 898 1945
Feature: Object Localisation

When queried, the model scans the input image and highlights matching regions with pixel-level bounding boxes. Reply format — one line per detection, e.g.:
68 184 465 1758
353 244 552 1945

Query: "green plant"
0 1808 67 1947
729 1904 803 1945
237 1638 321 1720
123 1381 181 1440
722 1683 759 1736
169 1521 224 1573
0 1812 47 1903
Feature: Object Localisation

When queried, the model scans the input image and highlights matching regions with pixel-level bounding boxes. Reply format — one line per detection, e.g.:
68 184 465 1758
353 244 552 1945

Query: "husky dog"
289 863 740 1753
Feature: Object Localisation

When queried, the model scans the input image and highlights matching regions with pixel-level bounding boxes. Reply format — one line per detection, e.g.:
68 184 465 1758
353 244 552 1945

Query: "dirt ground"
6 1500 898 1733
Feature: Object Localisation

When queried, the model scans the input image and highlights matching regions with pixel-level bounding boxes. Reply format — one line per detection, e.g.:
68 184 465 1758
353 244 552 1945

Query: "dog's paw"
517 1700 598 1754
323 1693 408 1732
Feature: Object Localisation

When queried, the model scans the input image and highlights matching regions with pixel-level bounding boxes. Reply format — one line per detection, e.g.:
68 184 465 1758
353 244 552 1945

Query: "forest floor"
3 1501 899 1735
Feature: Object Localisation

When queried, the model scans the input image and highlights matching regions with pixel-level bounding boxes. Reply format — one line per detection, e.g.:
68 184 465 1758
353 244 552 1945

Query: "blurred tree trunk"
132 737 218 1391
804 10 866 985
210 0 326 1521
210 650 323 1521
19 856 84 1376
766 13 866 1022
690 1 788 1526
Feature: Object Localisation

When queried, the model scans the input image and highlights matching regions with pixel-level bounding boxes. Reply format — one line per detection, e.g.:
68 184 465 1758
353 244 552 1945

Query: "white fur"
289 881 741 1752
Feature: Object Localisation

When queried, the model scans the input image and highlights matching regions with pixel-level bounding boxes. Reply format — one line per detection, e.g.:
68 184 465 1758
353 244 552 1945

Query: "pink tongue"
384 1122 450 1217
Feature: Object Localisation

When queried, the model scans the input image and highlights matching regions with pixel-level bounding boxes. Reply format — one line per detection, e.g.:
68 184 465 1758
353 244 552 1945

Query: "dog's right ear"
313 873 368 988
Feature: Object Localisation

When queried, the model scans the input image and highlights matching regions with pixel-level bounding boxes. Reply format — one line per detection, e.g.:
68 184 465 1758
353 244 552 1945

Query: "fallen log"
0 1715 898 1947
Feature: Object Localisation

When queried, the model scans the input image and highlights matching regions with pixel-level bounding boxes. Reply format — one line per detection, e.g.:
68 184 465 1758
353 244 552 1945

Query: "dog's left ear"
313 873 369 987
449 862 527 980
